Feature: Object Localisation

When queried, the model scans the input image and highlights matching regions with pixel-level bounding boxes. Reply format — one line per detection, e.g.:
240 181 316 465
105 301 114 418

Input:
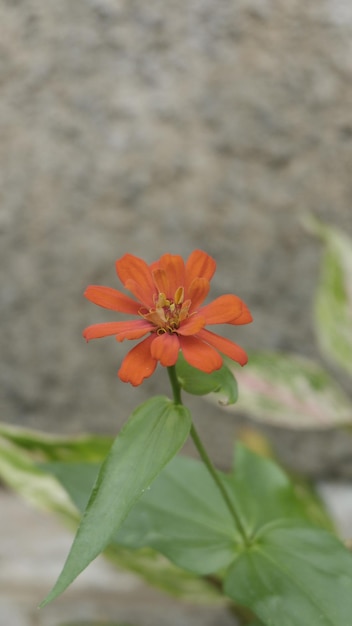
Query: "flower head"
83 250 252 386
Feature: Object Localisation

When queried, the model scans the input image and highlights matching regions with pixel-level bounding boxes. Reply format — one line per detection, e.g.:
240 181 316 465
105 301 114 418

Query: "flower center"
140 287 191 334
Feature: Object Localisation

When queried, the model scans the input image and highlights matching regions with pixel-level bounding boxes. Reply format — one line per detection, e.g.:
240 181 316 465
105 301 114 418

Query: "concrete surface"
1 1 352 477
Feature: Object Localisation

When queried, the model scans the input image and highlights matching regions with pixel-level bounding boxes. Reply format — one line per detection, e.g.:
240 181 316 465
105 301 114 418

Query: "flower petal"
151 268 169 295
83 321 143 341
157 254 185 298
118 335 157 386
187 277 210 311
179 335 223 373
124 278 155 308
116 254 156 307
228 302 253 325
197 328 248 366
177 313 206 336
84 285 141 314
185 250 216 291
115 320 154 341
150 333 180 366
200 295 251 325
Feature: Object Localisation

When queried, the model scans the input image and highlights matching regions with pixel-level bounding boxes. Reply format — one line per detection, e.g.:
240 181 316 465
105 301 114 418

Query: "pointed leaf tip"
40 396 191 605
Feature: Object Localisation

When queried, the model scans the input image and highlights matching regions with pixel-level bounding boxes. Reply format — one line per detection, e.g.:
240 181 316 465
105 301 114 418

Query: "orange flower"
83 251 252 386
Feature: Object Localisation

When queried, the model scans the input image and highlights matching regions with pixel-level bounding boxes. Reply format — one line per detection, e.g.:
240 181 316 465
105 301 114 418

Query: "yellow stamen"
155 292 170 308
174 286 184 305
140 288 192 334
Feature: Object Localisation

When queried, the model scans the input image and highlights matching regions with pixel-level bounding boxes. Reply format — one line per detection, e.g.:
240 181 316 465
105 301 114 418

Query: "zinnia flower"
83 250 252 386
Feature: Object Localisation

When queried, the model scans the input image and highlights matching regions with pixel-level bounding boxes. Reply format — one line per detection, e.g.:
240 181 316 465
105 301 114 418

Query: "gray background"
1 0 352 475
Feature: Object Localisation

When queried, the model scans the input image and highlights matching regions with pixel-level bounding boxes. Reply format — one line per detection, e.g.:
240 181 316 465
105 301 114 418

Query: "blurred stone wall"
1 0 352 472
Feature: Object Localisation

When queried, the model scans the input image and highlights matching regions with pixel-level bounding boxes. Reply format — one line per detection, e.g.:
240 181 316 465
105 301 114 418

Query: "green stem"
189 422 248 542
167 366 249 544
167 364 182 405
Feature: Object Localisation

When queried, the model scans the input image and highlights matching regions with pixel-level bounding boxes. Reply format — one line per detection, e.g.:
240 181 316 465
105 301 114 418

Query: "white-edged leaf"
0 421 113 462
224 352 352 429
305 216 352 378
0 435 77 518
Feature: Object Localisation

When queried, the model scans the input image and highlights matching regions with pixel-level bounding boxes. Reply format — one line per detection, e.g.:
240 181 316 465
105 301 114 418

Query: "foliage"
224 217 352 430
1 226 352 625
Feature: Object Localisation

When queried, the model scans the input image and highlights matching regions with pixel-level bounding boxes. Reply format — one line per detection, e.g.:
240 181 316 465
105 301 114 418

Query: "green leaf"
116 444 332 571
176 353 238 404
40 396 192 606
41 462 101 513
226 351 352 429
305 216 352 378
115 455 240 575
106 544 223 603
0 424 211 602
42 460 224 603
43 456 239 575
224 524 352 626
115 446 327 573
42 441 342 624
226 443 331 532
44 447 331 600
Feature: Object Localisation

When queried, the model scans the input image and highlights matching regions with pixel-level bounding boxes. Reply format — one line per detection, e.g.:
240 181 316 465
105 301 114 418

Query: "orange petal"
118 335 157 386
197 328 248 366
200 295 250 325
151 268 169 296
123 278 155 307
84 285 141 314
115 320 154 341
83 321 146 341
187 277 210 310
185 250 216 291
179 335 223 373
228 302 253 325
150 333 180 366
158 254 185 297
116 254 156 307
177 313 205 336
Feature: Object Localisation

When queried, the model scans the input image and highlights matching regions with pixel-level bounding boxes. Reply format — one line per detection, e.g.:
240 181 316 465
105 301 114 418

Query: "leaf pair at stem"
39 359 352 626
